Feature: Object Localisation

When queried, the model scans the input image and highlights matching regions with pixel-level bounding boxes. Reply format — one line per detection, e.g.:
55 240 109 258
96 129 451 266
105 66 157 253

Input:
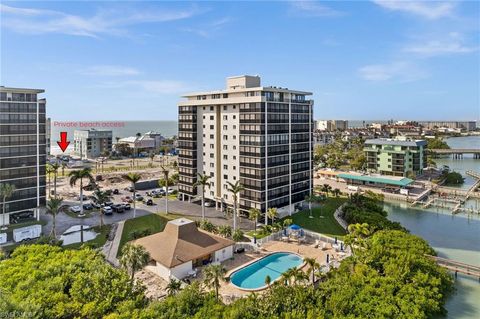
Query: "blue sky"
1 1 479 121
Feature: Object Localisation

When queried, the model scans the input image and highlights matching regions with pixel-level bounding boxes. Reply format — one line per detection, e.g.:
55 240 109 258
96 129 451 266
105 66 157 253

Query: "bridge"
430 149 480 159
427 255 480 281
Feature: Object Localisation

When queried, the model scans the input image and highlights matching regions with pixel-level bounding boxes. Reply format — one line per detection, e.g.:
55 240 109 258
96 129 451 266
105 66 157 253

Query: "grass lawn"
282 197 347 238
117 213 170 257
63 224 112 250
245 230 270 239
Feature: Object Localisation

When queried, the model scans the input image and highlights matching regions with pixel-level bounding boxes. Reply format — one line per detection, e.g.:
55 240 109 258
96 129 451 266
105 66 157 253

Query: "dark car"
144 199 154 206
10 211 35 223
124 203 131 210
83 203 94 210
113 189 120 195
112 204 125 213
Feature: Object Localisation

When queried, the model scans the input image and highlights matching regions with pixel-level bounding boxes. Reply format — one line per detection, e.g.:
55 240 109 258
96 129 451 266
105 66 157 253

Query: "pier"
430 149 480 159
427 255 480 281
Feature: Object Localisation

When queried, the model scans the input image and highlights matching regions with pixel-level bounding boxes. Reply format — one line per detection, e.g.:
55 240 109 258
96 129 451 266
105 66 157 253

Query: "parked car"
166 187 175 194
135 194 144 201
105 201 114 207
101 206 113 215
10 211 35 224
124 203 131 210
121 196 133 203
92 202 101 209
83 203 93 210
144 198 154 206
112 204 124 213
69 206 81 213
95 175 103 181
113 188 120 194
204 201 215 207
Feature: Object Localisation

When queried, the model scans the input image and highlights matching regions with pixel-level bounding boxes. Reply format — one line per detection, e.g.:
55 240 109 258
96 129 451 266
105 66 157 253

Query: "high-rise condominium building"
0 87 46 226
177 76 313 218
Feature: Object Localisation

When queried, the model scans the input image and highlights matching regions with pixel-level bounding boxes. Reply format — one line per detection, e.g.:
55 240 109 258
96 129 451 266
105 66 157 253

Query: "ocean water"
50 120 178 155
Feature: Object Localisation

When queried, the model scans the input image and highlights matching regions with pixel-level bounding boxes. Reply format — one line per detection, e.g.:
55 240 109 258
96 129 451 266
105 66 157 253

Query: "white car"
69 206 81 213
204 201 215 207
166 187 175 194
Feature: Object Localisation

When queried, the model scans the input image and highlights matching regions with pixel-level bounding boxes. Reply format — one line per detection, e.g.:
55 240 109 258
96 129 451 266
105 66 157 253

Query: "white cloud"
372 0 455 19
404 33 478 56
358 61 427 82
290 1 344 17
81 65 141 76
182 17 232 38
0 4 202 38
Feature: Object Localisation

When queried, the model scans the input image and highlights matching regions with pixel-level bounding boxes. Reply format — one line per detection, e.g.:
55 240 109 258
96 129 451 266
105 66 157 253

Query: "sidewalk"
105 220 125 267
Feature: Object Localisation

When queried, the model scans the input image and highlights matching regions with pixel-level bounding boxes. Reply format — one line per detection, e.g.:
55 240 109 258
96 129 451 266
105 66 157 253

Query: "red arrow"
57 132 70 152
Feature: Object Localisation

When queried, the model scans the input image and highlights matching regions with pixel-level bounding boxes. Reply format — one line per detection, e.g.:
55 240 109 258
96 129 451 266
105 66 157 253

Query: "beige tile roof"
134 218 234 268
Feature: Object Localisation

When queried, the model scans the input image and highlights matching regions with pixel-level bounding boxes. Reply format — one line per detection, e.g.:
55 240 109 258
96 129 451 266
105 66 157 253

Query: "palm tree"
248 208 260 235
50 162 60 199
345 223 371 255
61 162 67 177
0 183 16 230
120 243 150 283
291 268 308 285
68 168 94 217
281 268 296 286
267 207 278 226
46 197 63 238
332 188 341 197
218 225 232 238
91 189 112 227
283 218 293 230
227 181 244 231
46 163 53 198
166 279 182 296
194 173 211 220
122 173 141 218
304 194 318 219
304 257 320 285
264 275 272 287
203 264 226 302
322 184 332 197
160 165 170 214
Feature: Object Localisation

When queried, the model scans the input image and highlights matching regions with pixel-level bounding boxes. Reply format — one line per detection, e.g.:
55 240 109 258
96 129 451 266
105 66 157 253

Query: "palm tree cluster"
120 243 150 283
0 183 16 230
122 172 142 218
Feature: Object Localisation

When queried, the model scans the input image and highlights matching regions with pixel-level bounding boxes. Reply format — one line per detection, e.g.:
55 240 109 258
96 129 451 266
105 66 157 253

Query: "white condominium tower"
177 75 313 218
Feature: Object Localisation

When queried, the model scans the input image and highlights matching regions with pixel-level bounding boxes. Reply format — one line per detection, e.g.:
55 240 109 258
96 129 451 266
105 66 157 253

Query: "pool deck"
218 240 347 299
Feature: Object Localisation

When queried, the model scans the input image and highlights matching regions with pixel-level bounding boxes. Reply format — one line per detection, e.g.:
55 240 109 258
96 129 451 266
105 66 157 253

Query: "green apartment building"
364 138 427 177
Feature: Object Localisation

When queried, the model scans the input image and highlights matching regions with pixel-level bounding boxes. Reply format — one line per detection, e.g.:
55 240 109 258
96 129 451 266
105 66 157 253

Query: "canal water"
384 136 480 319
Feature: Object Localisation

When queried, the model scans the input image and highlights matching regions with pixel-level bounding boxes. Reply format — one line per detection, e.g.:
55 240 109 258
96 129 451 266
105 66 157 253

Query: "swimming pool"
230 252 303 290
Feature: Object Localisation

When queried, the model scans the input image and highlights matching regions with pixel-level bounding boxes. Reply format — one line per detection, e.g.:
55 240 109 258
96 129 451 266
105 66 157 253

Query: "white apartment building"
177 75 314 218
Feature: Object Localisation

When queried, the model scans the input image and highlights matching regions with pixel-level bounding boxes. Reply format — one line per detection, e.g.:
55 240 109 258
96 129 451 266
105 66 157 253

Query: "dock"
427 255 480 281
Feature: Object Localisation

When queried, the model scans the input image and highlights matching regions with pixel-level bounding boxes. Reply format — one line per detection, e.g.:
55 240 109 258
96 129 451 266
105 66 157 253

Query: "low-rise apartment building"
364 137 427 177
73 129 112 159
177 75 314 218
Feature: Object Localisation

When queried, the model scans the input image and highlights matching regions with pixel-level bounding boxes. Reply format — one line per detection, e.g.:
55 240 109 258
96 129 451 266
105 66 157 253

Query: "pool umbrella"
289 224 301 230
326 254 330 263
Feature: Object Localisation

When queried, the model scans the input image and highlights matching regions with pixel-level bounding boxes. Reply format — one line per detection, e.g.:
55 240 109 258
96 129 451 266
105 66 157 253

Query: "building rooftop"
338 173 414 187
0 86 45 93
365 138 427 147
134 218 234 268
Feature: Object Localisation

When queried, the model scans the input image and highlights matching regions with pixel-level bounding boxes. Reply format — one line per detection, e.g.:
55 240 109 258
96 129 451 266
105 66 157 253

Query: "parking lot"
41 188 254 237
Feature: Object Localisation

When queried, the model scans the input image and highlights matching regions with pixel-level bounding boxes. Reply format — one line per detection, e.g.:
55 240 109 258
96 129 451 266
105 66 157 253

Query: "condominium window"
210 153 214 158
210 125 214 129
223 145 228 150
233 115 236 119
233 166 236 170
223 184 228 190
223 125 227 130
203 143 205 147
233 105 236 109
203 106 206 110
233 125 236 129
223 135 228 140
233 135 236 140
224 194 228 199
233 176 236 180
223 165 228 169
210 163 214 167
233 156 236 160
223 174 228 179
203 125 205 128
223 155 228 160
210 172 214 177
233 146 237 150
223 106 227 111
223 93 228 98
203 115 205 119
211 191 215 196
210 106 214 111
210 144 214 149
223 115 228 120
210 115 214 120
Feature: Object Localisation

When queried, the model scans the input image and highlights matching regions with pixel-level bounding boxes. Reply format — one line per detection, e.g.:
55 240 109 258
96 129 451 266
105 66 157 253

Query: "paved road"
41 190 254 237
